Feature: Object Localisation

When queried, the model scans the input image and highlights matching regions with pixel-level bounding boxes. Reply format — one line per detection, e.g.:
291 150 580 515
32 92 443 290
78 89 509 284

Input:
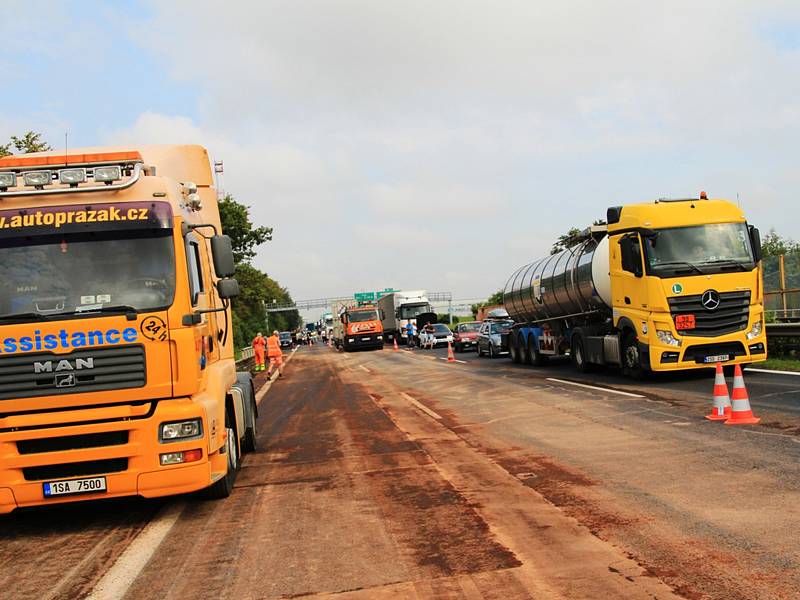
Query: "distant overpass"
264 292 486 318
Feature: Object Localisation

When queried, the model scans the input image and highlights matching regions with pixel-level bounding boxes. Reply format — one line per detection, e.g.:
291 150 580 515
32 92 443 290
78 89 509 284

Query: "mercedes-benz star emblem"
701 290 721 311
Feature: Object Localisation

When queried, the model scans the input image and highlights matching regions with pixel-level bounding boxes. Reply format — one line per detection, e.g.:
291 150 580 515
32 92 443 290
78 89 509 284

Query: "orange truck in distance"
331 300 384 351
0 145 258 513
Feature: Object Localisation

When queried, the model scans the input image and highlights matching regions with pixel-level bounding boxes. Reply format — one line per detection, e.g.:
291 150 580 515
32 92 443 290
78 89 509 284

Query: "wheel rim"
625 344 639 369
575 343 582 365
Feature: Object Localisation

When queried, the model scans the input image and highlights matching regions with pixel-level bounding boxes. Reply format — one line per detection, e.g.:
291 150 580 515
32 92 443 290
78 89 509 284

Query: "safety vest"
252 336 266 350
267 335 282 357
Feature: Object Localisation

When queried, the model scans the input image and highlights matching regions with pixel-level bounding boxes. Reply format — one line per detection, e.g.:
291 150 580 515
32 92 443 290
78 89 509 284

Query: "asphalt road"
417 342 800 424
2 343 798 599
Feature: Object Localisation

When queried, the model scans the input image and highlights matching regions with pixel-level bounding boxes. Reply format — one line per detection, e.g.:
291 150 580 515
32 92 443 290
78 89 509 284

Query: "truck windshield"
399 304 430 319
0 230 175 319
349 310 379 323
644 223 755 277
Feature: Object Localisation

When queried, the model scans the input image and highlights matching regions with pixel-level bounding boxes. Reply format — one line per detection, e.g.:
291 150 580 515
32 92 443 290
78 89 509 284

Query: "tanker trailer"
503 196 767 377
503 226 612 369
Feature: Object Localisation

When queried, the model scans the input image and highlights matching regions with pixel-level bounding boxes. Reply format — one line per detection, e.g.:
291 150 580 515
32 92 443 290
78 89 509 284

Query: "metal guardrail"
236 346 255 367
766 322 800 338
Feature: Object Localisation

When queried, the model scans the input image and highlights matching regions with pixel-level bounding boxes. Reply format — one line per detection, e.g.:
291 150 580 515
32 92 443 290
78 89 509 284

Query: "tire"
476 342 483 357
519 333 531 365
203 409 240 499
455 343 462 353
621 331 646 380
571 334 591 374
529 334 548 367
489 343 497 359
238 376 258 453
509 334 520 363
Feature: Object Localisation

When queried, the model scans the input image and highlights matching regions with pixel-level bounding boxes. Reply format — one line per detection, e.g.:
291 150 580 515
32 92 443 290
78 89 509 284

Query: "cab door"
612 233 648 321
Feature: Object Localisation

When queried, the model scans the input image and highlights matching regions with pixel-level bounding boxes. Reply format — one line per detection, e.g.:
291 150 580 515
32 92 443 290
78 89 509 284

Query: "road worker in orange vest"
252 332 267 371
266 330 284 378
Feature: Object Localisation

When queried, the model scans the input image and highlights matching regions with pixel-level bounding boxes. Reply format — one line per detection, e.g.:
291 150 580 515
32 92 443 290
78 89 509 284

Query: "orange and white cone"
393 338 399 352
447 341 456 362
725 364 760 425
705 363 732 421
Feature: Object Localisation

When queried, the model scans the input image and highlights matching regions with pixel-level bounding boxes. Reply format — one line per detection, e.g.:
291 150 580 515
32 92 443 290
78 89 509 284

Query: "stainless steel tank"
503 235 612 324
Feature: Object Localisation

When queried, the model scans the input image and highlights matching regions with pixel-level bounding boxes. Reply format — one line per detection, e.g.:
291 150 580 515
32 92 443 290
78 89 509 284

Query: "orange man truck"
0 145 258 513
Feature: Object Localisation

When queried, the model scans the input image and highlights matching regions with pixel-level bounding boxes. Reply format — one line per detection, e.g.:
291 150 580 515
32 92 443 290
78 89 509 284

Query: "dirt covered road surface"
1 343 796 599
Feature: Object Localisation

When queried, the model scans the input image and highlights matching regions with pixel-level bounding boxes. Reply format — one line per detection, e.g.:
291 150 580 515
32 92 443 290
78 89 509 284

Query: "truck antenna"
64 132 68 165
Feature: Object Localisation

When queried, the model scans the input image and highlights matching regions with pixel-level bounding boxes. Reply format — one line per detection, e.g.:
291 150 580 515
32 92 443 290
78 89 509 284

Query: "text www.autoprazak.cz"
0 207 149 229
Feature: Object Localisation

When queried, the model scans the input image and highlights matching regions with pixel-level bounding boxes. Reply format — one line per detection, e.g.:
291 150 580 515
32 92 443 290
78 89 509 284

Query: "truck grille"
0 345 146 400
17 431 129 455
668 291 750 337
23 458 128 481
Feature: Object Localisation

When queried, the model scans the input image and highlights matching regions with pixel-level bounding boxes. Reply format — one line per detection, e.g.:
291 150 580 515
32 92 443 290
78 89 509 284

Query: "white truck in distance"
378 290 432 344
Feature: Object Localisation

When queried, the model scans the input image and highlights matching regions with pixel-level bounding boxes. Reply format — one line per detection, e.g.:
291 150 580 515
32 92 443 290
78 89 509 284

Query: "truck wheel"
509 336 519 363
528 334 548 366
571 335 592 373
203 409 240 499
522 334 532 365
240 379 258 453
622 331 646 380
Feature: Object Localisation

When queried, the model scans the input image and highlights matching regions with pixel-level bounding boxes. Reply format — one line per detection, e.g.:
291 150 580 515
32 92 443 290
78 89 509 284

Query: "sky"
3 0 800 314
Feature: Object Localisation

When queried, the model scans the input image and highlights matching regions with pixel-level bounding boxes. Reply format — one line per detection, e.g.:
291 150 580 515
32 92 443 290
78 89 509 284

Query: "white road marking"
88 340 299 597
358 364 370 373
437 356 467 364
400 392 442 420
546 378 645 398
746 367 800 377
86 501 186 600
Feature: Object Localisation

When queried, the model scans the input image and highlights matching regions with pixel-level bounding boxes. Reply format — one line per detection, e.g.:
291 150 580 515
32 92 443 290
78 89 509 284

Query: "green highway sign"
354 292 376 302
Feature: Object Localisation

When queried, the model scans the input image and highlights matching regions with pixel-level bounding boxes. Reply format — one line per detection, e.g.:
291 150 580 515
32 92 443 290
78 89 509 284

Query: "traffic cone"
393 338 399 352
725 365 760 425
447 341 456 362
705 363 732 421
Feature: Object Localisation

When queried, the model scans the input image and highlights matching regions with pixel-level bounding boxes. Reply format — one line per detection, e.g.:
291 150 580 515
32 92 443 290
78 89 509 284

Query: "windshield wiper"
72 304 139 315
652 261 706 275
0 311 50 322
699 260 752 272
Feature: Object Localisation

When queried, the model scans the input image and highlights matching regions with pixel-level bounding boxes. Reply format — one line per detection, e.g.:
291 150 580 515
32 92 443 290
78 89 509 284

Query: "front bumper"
345 334 383 348
0 398 219 513
647 331 767 371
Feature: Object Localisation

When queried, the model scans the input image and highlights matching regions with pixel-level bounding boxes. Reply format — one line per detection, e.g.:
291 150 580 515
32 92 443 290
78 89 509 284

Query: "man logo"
701 290 721 311
34 358 95 374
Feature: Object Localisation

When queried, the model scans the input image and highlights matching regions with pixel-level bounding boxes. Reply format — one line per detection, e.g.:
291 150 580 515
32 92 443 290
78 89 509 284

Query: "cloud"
94 1 800 308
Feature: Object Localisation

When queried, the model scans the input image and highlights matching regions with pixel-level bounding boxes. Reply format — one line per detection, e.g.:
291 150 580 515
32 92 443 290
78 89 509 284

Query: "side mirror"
217 278 240 299
749 225 762 262
210 235 236 278
380 309 386 320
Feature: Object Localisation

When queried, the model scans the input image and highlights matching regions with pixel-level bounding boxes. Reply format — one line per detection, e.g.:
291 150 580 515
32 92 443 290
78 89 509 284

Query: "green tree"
0 130 52 158
218 194 272 263
551 227 582 255
218 194 298 348
761 229 799 258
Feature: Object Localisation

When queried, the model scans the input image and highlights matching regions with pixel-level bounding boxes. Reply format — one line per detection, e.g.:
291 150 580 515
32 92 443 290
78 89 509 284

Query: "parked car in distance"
279 331 293 348
476 320 514 358
421 323 454 348
453 321 480 352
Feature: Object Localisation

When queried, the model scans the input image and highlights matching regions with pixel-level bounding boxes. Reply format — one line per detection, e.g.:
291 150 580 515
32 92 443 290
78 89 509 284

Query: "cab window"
186 237 205 305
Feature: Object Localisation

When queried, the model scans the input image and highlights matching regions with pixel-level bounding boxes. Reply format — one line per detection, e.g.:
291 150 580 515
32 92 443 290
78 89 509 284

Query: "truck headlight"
94 165 121 183
656 330 682 347
746 318 763 340
160 418 202 442
58 168 86 185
